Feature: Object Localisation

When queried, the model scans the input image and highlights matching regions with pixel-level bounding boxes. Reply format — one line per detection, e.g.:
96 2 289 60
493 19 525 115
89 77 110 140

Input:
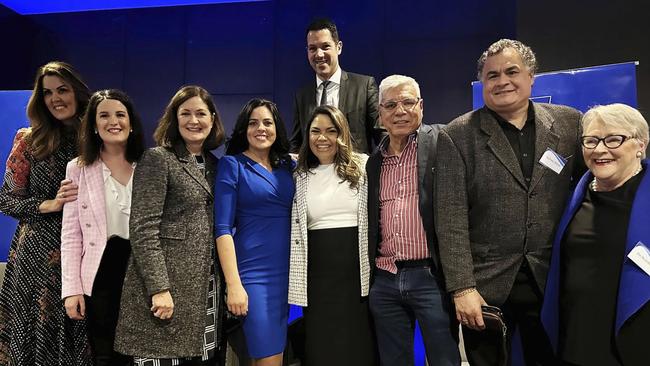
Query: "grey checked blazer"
435 103 583 305
288 153 370 306
114 144 221 358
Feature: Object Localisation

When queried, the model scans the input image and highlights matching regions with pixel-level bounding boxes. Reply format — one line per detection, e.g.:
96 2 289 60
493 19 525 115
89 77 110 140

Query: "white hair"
378 75 421 104
582 103 649 158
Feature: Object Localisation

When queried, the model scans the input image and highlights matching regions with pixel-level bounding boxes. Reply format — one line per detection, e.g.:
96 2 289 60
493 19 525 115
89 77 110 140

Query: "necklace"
590 165 643 192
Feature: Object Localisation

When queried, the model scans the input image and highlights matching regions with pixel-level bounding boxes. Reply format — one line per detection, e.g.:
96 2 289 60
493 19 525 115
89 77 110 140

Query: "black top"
490 101 536 185
559 171 644 365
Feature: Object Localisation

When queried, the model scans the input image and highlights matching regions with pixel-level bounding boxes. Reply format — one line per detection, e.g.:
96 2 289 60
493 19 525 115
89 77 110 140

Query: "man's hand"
453 287 487 330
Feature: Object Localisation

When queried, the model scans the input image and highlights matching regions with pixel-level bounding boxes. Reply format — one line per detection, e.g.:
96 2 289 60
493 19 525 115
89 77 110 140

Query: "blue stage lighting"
0 0 267 15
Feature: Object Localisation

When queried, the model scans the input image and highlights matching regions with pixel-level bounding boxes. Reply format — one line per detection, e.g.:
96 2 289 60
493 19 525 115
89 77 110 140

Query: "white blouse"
101 162 133 240
306 163 358 230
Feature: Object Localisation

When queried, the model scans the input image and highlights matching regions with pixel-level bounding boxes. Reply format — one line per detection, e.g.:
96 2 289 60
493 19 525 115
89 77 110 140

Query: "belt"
395 258 433 269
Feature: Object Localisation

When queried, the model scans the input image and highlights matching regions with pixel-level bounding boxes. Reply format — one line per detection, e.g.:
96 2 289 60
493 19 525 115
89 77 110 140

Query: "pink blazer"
61 158 108 299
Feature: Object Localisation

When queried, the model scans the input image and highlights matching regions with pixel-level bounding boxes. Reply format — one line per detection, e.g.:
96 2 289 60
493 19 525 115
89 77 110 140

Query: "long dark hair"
26 61 90 160
225 98 291 168
78 89 146 165
154 85 225 151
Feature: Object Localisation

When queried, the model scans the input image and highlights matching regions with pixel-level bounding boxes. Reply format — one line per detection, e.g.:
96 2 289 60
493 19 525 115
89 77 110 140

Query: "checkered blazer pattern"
61 158 108 299
288 153 370 306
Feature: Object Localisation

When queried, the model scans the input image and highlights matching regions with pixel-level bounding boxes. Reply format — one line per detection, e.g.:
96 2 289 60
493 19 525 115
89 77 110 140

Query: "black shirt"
559 171 644 365
490 101 536 186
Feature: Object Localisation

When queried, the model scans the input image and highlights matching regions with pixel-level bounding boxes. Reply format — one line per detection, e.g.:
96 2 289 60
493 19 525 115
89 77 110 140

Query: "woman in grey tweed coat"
114 86 225 365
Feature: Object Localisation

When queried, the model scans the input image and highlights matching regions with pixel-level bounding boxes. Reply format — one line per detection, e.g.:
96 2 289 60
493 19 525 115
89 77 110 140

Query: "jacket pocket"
159 224 186 240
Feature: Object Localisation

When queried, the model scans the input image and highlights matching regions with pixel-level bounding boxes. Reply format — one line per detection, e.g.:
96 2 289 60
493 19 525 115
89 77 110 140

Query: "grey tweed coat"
114 144 221 358
435 103 583 306
288 153 370 306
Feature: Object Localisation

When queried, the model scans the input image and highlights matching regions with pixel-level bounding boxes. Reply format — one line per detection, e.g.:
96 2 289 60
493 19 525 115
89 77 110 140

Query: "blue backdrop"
472 62 638 110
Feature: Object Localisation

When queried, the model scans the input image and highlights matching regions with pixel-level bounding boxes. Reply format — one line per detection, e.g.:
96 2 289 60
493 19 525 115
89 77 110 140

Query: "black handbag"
481 305 508 366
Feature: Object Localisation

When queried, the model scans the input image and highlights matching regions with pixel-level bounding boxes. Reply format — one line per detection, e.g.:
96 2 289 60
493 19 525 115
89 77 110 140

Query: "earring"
130 129 133 133
637 151 643 158
94 129 98 134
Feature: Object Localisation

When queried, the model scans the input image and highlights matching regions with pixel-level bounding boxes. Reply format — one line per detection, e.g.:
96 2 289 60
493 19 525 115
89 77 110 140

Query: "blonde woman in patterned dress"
0 61 92 366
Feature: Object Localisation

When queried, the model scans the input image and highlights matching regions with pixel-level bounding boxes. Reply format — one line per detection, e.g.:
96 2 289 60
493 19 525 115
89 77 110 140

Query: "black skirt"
303 227 377 366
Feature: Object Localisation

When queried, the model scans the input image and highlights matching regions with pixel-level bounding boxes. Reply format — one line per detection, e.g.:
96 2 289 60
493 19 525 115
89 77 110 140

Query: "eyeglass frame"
379 97 422 112
580 134 635 149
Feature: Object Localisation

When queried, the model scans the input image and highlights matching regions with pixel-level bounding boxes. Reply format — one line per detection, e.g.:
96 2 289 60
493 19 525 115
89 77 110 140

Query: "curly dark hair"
296 105 363 189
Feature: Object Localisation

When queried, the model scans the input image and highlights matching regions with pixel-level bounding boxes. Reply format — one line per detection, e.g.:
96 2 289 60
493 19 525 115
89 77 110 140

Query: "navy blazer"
366 123 443 282
542 160 650 364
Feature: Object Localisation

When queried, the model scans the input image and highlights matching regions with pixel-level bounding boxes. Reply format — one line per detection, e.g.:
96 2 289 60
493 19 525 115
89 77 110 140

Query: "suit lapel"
85 161 107 241
239 154 280 194
174 144 213 197
338 70 349 111
416 125 432 190
480 108 527 188
529 104 560 191
295 171 310 251
304 81 317 118
616 160 650 333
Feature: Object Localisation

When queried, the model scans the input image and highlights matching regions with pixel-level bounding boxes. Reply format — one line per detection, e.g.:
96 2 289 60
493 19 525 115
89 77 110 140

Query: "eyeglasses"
580 135 634 149
380 98 421 112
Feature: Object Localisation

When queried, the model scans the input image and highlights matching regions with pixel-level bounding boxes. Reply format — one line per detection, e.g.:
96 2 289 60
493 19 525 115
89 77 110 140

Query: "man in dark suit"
367 74 459 366
290 18 382 154
435 39 584 366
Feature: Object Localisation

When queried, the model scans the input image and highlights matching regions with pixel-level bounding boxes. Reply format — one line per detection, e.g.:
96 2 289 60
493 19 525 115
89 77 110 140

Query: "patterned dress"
0 128 92 366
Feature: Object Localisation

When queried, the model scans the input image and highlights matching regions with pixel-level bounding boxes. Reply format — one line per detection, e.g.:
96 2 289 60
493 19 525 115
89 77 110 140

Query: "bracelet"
452 287 476 298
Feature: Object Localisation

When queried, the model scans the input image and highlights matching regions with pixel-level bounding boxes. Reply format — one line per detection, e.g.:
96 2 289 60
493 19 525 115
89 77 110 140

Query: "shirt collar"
101 160 137 183
316 66 342 87
380 129 419 157
488 100 535 129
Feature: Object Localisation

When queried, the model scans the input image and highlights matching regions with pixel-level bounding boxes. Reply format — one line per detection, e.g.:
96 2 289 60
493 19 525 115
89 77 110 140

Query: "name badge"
628 241 650 276
539 148 567 174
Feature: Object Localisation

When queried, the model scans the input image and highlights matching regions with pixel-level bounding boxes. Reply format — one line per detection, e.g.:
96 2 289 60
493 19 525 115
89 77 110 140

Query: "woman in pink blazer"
60 89 145 366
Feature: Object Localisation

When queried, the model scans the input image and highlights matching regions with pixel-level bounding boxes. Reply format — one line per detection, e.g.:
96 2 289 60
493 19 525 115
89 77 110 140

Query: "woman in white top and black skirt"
289 105 377 366
61 89 145 365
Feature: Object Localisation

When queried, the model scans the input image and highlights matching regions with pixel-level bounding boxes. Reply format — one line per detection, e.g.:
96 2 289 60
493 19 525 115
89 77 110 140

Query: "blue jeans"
369 267 460 366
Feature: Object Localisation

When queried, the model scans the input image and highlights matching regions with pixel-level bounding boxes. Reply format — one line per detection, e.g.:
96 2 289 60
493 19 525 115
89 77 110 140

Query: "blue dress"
215 153 295 358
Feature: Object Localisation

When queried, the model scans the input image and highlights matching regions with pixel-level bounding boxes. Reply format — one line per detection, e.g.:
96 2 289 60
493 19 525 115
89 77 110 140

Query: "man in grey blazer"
435 39 584 365
367 74 459 366
290 18 382 154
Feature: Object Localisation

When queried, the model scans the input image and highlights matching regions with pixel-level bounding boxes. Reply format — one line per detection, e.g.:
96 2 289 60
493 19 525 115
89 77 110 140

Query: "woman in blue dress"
215 98 294 366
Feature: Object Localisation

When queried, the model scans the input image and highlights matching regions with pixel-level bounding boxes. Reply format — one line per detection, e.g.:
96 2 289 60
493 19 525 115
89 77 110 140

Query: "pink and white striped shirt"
376 133 429 274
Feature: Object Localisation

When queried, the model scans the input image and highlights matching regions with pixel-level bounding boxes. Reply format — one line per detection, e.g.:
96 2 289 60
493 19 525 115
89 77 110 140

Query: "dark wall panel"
517 0 650 117
185 2 274 95
3 0 519 145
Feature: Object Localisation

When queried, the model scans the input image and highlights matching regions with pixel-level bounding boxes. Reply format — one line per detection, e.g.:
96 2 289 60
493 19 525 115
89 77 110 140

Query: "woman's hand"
226 283 248 317
64 295 86 320
151 290 174 320
39 179 78 213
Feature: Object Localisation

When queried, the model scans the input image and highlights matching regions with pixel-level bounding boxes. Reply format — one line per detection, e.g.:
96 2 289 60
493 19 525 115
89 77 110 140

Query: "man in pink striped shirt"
366 75 460 365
